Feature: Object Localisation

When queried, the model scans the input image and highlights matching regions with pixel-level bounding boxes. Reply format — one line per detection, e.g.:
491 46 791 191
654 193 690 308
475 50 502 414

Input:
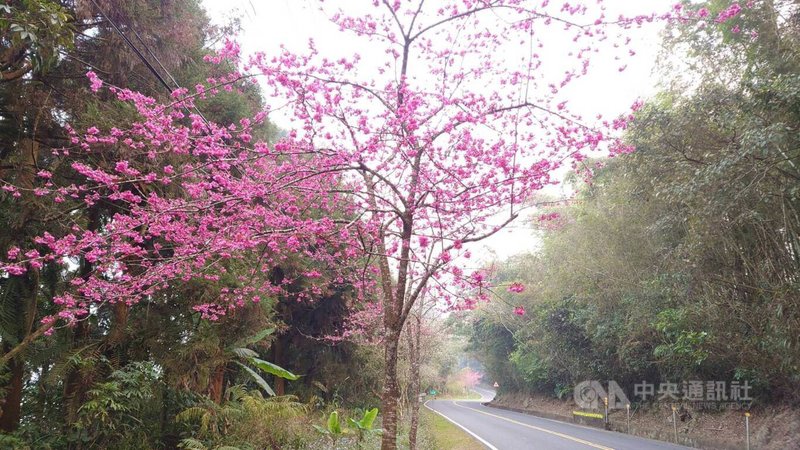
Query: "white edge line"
424 399 500 450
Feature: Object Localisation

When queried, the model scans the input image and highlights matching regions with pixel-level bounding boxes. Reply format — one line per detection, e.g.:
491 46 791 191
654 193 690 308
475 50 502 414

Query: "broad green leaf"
234 361 275 396
233 327 275 348
359 408 378 429
327 411 341 434
249 357 300 380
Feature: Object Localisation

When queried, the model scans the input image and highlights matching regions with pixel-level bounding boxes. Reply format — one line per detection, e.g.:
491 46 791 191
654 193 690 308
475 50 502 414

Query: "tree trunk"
407 316 422 450
0 349 24 432
0 271 38 432
380 330 401 450
208 365 226 404
0 138 41 431
273 335 285 396
64 207 99 424
108 302 129 346
64 320 91 424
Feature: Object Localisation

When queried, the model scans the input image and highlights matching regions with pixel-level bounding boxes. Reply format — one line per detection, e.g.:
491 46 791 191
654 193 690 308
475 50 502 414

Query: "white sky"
202 0 674 262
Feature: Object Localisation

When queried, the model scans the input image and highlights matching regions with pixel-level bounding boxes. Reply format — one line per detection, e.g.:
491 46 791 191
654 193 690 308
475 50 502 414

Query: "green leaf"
359 408 378 429
230 347 258 359
233 327 275 348
177 437 206 450
327 411 341 434
249 358 300 381
234 362 275 396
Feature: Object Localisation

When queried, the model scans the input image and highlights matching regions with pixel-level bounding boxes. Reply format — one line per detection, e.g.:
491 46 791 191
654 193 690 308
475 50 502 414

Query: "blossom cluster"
1 70 364 328
0 0 715 333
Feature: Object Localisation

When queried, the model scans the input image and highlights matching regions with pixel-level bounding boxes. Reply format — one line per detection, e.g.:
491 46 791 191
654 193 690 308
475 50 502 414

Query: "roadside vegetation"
417 409 483 450
465 1 799 447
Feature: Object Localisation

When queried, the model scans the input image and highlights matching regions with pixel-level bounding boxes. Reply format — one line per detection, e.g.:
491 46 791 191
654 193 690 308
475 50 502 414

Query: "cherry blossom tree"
247 2 669 447
0 67 363 364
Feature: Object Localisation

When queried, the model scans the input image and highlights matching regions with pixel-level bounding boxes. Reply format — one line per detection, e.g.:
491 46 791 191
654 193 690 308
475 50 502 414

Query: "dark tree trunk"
108 302 129 345
273 335 286 396
64 207 99 425
64 320 91 424
0 349 24 432
0 138 43 431
0 271 37 432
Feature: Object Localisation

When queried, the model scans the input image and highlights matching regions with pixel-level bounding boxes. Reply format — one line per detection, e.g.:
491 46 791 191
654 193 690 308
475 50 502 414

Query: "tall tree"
251 2 650 447
0 1 296 442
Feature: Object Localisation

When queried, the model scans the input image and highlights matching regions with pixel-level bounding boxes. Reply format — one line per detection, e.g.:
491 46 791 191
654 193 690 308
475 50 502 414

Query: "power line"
88 0 173 94
87 0 212 129
129 27 181 91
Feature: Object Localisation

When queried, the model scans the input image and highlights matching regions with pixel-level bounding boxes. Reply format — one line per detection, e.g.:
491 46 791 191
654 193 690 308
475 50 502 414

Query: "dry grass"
418 407 484 450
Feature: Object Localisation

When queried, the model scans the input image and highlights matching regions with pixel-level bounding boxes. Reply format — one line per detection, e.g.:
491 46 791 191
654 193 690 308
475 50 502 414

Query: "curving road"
425 388 690 450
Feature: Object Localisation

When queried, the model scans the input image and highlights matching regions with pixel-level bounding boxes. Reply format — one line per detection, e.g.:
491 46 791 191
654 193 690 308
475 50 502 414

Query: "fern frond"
177 437 208 450
175 406 212 424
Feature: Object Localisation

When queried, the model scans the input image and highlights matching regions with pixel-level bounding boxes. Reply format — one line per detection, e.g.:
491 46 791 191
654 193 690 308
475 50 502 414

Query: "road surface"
425 388 690 450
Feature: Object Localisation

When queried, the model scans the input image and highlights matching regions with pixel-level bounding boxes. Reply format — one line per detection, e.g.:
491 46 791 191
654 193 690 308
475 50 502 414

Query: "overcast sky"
201 0 674 262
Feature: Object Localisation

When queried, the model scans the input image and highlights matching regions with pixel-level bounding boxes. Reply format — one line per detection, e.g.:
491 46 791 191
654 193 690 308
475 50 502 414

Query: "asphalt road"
425 389 690 450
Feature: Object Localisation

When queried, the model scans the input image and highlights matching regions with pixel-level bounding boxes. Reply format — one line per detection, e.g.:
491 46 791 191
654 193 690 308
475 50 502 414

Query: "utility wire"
129 27 181 92
88 0 212 129
127 26 213 128
88 0 173 93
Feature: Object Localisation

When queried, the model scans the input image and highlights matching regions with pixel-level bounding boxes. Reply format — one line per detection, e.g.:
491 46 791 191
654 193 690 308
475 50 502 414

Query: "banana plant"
348 407 383 443
312 410 346 445
228 328 300 396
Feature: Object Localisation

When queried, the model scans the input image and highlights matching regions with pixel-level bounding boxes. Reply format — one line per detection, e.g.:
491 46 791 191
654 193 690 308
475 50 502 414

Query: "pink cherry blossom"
86 71 103 92
508 282 526 293
716 3 742 23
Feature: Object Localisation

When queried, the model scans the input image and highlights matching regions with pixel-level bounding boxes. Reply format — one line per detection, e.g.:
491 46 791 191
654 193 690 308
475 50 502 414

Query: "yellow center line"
452 401 616 450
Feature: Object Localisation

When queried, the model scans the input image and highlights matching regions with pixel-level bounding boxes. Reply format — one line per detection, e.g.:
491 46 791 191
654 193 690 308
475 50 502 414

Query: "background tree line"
468 0 799 405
